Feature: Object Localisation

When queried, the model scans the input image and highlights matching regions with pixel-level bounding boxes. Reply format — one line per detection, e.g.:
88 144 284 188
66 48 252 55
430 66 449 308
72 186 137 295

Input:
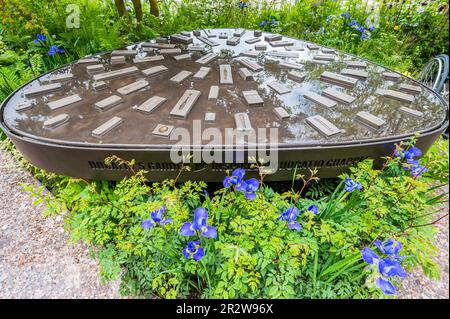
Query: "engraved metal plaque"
152 124 175 138
133 55 164 63
241 51 259 58
43 114 69 129
142 65 168 77
170 34 193 44
243 90 263 107
208 85 219 100
92 116 123 138
341 68 368 79
196 36 219 46
170 70 193 84
111 56 126 65
303 91 337 108
15 102 33 112
234 113 252 131
193 67 211 79
220 64 233 84
173 53 191 61
142 42 176 49
399 106 424 118
322 87 356 104
273 107 290 120
279 61 303 70
204 112 216 122
307 44 319 50
233 29 246 37
86 64 104 73
306 115 341 137
239 67 253 81
347 61 367 69
227 36 240 46
238 59 263 72
48 73 74 82
320 71 357 87
169 89 201 118
245 37 260 44
288 70 305 82
92 81 108 91
133 96 167 114
196 53 218 65
111 50 137 56
382 71 401 80
264 34 282 42
24 83 62 97
160 48 182 54
399 83 422 95
95 95 123 111
269 40 294 47
355 111 385 129
375 89 414 103
314 54 336 61
255 44 267 51
93 66 139 81
117 79 149 95
268 81 290 94
48 94 82 110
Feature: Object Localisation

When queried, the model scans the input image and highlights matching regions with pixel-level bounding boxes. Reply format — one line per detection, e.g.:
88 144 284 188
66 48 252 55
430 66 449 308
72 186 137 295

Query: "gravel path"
0 147 448 299
0 149 120 299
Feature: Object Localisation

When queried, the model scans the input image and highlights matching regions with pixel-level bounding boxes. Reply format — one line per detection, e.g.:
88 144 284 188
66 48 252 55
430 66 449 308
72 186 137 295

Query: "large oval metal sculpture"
0 29 448 181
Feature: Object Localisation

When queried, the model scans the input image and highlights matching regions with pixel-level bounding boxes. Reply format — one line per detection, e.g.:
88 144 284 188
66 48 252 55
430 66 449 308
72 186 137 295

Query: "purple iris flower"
278 207 302 231
368 24 375 31
223 168 245 188
182 241 205 261
376 277 396 295
308 205 319 215
239 1 248 9
378 258 407 278
48 45 58 56
374 238 402 256
344 177 362 192
141 206 172 229
270 18 277 24
340 12 351 18
179 207 217 238
361 247 380 264
34 34 47 43
348 19 359 27
241 178 259 200
404 147 422 160
260 20 269 27
411 165 428 178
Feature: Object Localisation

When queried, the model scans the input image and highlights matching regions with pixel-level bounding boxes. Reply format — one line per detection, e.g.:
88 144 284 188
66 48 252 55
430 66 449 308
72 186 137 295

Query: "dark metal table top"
1 28 447 148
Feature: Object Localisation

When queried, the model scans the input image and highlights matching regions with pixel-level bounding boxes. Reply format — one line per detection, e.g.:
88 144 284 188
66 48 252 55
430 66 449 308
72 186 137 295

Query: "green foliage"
14 141 447 299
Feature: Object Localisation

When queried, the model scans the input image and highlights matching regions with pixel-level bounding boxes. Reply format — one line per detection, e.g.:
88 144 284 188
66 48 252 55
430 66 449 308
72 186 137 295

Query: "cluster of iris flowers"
395 147 428 178
339 12 375 40
223 168 260 201
361 238 407 295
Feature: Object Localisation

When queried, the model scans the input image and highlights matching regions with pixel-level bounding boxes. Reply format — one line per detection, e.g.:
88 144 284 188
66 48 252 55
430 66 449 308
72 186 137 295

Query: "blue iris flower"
348 19 359 26
180 207 217 238
308 205 319 215
260 20 269 27
239 1 248 9
368 24 375 31
361 244 407 295
340 12 351 18
34 34 47 43
404 147 422 160
411 165 428 178
182 241 205 261
48 45 65 56
374 238 403 258
278 207 302 231
223 168 245 188
241 178 259 200
270 18 277 24
141 206 172 229
344 177 362 192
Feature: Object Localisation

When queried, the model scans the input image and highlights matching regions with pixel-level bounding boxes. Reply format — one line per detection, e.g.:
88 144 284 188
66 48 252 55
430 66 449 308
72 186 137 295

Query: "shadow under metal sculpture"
0 29 448 181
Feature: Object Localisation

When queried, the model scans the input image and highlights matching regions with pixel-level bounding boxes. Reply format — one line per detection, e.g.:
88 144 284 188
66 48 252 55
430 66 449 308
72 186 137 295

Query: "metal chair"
417 54 449 138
